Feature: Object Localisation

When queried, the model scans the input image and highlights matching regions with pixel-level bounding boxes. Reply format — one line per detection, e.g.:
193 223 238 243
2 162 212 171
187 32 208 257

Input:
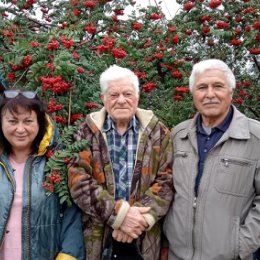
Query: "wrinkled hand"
112 229 134 243
120 206 150 239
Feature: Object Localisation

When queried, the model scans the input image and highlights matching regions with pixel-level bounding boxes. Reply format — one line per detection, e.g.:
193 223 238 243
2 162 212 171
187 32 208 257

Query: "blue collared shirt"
103 115 139 201
195 106 233 196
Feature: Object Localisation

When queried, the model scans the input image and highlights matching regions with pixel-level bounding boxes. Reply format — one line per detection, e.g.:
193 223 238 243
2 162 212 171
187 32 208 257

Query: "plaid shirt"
103 115 139 201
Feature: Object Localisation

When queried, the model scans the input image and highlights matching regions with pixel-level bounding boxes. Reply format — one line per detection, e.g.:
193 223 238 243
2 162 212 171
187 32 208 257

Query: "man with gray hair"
164 59 260 260
68 64 173 260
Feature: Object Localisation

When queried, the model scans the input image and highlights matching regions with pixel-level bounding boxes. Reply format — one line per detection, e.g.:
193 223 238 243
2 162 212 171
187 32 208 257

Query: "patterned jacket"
68 107 173 260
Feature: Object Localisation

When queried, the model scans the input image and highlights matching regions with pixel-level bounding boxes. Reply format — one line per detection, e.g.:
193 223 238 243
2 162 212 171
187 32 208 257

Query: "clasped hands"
112 206 150 243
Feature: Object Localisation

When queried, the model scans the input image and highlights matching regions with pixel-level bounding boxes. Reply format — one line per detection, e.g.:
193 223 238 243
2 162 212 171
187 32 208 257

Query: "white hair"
189 59 236 91
99 64 139 95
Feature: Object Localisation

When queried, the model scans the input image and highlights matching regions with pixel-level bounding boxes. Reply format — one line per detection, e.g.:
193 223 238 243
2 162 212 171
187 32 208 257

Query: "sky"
1 0 180 21
130 0 180 20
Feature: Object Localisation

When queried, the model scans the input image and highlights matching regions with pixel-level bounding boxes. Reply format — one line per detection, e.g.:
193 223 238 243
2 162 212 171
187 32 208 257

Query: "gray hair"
99 64 140 95
189 59 236 91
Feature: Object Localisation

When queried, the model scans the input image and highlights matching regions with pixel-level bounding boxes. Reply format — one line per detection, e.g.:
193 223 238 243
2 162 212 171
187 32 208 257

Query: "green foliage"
0 0 259 129
44 123 88 207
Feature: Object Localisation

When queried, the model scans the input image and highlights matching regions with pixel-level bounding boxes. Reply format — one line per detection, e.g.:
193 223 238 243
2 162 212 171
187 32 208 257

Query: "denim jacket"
0 116 85 260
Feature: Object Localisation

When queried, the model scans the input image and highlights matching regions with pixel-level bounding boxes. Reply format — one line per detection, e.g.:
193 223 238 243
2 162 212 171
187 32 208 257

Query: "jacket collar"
180 105 250 140
37 114 55 155
89 107 155 132
103 115 139 133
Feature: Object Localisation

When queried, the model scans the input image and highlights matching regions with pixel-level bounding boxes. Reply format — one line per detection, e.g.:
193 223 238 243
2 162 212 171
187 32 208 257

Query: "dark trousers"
253 248 260 260
111 239 143 260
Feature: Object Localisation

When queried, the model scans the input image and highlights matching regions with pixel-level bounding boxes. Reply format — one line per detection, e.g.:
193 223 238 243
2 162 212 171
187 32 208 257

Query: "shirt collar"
197 106 233 134
103 115 139 133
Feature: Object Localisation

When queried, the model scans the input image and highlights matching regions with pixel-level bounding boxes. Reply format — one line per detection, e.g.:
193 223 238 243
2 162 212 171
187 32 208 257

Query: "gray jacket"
164 106 260 260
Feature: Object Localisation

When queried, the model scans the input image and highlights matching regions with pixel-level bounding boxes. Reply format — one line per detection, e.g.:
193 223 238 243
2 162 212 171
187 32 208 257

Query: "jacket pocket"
215 156 255 197
174 150 188 158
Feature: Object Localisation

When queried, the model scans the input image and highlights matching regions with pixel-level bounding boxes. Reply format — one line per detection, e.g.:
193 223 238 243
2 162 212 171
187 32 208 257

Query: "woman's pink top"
0 160 25 260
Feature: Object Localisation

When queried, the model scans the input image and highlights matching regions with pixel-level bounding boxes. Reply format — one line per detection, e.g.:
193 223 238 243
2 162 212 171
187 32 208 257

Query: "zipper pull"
193 197 197 208
222 158 229 167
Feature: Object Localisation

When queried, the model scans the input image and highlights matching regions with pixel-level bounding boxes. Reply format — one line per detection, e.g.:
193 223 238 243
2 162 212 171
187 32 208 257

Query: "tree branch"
252 56 260 77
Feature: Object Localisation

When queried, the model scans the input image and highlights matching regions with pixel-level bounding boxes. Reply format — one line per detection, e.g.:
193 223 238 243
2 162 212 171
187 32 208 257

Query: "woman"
0 89 85 260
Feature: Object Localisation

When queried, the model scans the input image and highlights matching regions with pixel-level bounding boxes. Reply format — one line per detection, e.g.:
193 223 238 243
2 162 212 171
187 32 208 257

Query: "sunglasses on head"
3 90 37 99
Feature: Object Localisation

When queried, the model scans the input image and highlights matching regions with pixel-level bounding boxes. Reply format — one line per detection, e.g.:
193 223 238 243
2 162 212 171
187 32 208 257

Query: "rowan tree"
0 0 259 128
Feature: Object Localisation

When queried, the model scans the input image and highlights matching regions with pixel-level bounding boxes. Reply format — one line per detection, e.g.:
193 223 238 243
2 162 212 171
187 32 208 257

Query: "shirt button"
207 137 210 140
204 149 207 153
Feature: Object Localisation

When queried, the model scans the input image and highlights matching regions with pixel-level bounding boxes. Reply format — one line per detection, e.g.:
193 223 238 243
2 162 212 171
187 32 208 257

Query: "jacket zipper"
26 161 33 260
191 196 197 259
0 162 15 248
221 158 250 167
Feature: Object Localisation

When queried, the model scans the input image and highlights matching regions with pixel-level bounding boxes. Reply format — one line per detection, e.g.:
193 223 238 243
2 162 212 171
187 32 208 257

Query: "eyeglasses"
3 90 37 99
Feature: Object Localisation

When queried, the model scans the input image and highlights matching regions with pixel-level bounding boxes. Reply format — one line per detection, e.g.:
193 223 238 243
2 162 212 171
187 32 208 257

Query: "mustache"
203 101 220 105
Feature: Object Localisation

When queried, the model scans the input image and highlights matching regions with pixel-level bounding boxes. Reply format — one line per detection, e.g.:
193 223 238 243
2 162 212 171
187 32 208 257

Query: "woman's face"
1 106 39 154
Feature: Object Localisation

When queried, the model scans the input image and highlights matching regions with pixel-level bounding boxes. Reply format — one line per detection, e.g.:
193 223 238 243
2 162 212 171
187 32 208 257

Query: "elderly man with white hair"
164 59 260 260
68 64 173 260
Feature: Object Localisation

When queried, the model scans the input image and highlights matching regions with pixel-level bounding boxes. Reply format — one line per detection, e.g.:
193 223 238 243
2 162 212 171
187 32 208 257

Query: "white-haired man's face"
192 69 233 127
101 76 139 127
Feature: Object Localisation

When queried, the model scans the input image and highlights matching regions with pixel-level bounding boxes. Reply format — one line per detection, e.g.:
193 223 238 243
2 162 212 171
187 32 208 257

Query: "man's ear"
100 93 105 104
231 88 234 98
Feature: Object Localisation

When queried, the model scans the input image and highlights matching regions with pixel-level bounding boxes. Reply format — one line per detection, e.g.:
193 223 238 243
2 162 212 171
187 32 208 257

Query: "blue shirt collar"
197 106 233 134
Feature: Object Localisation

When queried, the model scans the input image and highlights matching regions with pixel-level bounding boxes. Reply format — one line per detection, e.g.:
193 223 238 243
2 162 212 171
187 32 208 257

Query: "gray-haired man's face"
101 76 139 126
192 69 233 127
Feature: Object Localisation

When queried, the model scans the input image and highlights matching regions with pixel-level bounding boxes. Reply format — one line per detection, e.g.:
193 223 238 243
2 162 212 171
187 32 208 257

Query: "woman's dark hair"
0 90 48 154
